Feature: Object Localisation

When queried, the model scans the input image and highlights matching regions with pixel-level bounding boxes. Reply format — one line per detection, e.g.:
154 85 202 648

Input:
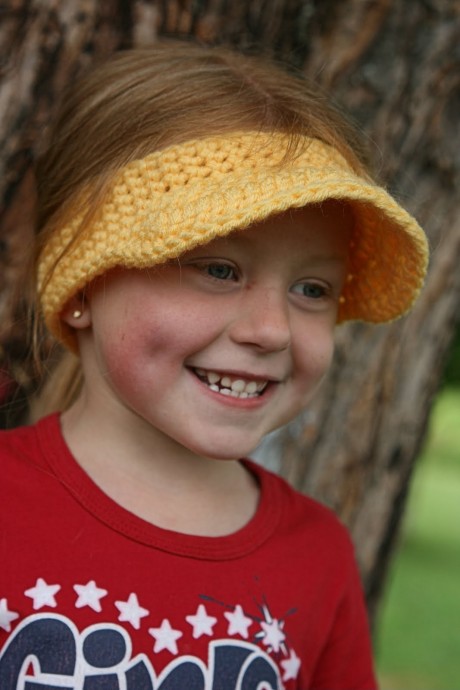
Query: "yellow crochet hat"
38 131 429 351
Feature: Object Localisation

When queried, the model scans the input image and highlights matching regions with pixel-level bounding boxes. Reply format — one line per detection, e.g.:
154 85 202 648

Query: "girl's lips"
191 367 270 399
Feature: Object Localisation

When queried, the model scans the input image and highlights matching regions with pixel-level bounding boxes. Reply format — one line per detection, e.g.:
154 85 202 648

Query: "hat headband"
38 132 429 349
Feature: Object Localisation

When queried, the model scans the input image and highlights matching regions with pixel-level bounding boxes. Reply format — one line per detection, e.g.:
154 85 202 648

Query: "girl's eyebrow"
186 249 347 273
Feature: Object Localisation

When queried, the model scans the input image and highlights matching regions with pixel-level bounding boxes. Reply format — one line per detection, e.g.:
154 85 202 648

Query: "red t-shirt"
0 414 377 689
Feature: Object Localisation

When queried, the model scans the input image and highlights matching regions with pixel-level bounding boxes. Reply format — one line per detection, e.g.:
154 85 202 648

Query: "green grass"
376 388 460 690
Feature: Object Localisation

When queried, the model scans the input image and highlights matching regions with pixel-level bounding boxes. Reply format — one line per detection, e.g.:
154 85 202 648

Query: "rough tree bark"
0 0 459 623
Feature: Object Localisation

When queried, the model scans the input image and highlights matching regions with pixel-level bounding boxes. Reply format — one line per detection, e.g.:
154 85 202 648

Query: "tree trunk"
1 0 459 622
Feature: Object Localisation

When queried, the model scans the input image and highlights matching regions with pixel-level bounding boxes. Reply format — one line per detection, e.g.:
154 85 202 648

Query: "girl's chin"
179 437 263 462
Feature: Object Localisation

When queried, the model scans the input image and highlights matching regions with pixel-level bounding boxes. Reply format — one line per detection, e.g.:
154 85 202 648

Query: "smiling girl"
0 42 428 689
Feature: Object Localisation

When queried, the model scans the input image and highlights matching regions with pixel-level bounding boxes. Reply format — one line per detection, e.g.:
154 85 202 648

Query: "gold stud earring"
72 309 82 319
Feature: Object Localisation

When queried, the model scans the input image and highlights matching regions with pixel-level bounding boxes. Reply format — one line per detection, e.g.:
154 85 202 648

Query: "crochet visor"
38 132 429 350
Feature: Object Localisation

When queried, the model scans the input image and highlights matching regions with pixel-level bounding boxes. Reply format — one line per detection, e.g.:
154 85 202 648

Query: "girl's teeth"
195 368 268 398
231 379 246 393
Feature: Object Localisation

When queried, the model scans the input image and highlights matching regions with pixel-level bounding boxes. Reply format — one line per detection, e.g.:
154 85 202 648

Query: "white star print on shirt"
224 604 253 639
259 618 286 653
0 598 19 632
281 649 301 681
74 580 108 612
25 578 61 610
149 619 183 655
114 592 149 629
186 604 217 639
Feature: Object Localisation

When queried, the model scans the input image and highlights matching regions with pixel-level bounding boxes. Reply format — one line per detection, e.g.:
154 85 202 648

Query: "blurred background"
376 335 460 689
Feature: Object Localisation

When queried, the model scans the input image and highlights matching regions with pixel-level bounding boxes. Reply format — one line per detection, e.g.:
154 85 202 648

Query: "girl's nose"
229 286 291 353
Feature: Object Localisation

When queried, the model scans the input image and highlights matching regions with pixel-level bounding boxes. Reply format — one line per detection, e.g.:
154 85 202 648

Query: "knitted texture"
38 132 429 350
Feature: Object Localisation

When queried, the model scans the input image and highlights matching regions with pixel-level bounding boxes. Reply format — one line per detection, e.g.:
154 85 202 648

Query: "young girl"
0 42 428 689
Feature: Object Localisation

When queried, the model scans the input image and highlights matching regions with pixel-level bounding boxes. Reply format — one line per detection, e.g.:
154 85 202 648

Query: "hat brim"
39 134 429 350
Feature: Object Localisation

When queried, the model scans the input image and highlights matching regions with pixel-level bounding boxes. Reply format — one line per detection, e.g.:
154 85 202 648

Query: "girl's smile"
64 202 352 463
192 367 271 399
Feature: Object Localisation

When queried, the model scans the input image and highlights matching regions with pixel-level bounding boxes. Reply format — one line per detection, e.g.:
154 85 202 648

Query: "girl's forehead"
184 203 353 258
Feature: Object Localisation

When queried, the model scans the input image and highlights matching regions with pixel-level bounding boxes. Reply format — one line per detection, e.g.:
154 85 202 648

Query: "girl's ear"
61 293 92 329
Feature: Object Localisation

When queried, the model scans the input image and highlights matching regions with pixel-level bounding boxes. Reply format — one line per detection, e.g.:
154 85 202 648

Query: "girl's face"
69 202 352 461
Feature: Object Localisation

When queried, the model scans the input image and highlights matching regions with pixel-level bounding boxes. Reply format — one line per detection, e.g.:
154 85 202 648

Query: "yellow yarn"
38 132 429 350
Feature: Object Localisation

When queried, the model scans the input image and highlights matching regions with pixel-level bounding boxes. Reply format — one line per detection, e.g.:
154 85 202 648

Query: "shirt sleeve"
309 558 379 690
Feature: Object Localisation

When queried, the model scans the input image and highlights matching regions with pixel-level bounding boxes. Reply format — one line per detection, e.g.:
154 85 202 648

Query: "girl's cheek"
297 340 334 397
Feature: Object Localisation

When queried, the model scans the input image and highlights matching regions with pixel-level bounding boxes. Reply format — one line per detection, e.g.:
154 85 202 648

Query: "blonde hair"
31 40 370 419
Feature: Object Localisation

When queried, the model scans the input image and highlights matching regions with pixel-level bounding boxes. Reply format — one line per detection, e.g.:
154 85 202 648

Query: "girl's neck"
60 396 260 537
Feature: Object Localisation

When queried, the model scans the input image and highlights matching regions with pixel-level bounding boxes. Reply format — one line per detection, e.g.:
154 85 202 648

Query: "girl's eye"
199 262 238 281
291 281 328 299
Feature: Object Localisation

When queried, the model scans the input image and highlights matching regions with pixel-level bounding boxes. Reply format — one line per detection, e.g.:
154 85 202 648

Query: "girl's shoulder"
0 413 60 472
245 458 354 555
